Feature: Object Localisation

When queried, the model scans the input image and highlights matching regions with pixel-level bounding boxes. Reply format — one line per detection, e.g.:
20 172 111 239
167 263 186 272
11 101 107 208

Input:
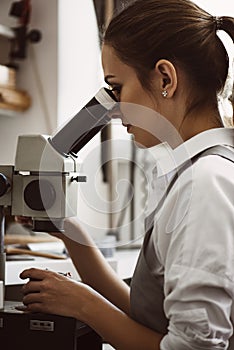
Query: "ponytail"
218 16 234 124
217 16 234 43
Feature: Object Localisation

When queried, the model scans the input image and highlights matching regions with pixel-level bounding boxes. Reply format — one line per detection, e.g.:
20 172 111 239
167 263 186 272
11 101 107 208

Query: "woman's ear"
154 59 177 98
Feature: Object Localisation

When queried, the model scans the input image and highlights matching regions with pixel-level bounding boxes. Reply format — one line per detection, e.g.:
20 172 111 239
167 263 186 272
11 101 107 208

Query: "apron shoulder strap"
145 145 234 233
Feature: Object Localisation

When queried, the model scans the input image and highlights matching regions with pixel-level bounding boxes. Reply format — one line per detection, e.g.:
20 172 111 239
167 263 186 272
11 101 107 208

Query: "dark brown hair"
104 0 234 111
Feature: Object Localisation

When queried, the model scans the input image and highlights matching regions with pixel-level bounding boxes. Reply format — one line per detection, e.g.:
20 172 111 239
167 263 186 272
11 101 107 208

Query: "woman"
19 0 234 349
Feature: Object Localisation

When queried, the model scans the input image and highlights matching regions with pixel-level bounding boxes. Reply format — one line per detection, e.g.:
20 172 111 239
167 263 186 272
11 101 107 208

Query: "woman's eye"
110 86 121 101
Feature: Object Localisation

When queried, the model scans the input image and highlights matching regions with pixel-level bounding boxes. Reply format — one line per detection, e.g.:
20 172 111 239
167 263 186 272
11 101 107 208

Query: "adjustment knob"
0 173 10 197
24 179 56 211
28 29 42 43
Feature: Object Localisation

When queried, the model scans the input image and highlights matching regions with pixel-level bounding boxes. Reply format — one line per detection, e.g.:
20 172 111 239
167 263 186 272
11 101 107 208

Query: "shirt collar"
146 128 234 177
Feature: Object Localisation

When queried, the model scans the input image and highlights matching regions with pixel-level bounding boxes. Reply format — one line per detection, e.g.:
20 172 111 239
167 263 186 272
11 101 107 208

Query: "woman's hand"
20 269 163 350
20 268 93 321
15 216 33 229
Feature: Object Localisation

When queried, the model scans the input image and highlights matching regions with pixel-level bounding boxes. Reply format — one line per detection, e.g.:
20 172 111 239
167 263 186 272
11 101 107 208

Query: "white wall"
194 0 234 14
0 0 58 165
57 0 103 124
0 0 104 160
56 0 110 239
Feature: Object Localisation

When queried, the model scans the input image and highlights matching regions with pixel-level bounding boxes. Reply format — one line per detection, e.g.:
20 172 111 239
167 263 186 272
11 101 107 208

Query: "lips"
127 125 132 132
122 123 132 132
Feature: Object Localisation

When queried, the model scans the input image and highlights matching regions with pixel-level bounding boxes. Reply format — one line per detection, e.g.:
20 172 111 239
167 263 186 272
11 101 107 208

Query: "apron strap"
144 145 234 237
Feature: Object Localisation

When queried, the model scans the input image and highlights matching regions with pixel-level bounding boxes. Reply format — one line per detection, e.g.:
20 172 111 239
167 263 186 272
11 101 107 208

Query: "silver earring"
162 90 168 98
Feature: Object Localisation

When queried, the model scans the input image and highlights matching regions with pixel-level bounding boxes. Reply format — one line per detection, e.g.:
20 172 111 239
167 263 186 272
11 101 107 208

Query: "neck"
179 105 223 141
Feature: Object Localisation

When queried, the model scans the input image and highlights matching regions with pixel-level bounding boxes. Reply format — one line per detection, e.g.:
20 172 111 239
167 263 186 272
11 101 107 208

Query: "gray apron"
130 223 168 333
130 146 234 347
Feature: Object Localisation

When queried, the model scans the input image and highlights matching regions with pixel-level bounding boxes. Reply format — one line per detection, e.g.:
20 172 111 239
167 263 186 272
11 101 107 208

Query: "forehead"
101 44 136 79
102 45 121 71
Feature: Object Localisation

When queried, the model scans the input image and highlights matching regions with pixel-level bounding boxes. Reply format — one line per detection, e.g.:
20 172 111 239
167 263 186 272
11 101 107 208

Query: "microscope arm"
49 87 117 156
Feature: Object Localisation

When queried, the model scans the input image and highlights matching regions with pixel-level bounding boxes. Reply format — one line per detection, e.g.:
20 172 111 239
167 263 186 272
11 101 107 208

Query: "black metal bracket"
8 0 42 65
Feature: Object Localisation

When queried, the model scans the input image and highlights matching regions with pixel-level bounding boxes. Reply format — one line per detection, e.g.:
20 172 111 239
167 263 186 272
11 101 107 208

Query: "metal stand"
0 206 6 284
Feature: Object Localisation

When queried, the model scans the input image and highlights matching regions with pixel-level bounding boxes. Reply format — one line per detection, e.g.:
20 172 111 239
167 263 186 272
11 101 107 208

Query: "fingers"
21 275 44 312
15 215 32 223
20 269 52 313
24 303 44 313
20 268 77 316
20 268 49 281
22 293 48 314
21 270 70 295
20 268 71 281
15 216 33 229
21 269 47 299
22 280 41 294
23 292 42 306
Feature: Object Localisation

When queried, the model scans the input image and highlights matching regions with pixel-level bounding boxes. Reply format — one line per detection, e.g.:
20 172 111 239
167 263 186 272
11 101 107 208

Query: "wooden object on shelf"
0 24 15 39
5 246 66 259
4 234 60 245
5 234 65 260
0 86 31 111
0 64 31 111
0 65 15 87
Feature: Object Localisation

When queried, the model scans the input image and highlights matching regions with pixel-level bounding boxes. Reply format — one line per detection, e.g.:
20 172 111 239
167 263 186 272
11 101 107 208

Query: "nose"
108 105 122 120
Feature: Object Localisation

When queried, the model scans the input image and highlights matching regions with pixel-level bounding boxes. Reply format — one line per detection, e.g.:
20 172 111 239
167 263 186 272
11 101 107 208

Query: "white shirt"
145 128 234 350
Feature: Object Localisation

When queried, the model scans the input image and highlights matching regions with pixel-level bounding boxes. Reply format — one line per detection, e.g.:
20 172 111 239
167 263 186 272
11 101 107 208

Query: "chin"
132 137 147 148
133 137 161 149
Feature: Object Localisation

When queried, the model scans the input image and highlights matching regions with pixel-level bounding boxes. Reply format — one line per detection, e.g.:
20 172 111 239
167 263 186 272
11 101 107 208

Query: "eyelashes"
109 85 121 101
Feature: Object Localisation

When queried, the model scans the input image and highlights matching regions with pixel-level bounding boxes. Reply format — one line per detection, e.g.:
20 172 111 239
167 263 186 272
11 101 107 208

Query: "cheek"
121 87 157 120
120 103 142 123
120 101 158 135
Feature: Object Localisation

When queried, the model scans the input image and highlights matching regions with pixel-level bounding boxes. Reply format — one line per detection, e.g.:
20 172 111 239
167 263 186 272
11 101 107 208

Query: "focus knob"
0 173 11 197
24 179 56 211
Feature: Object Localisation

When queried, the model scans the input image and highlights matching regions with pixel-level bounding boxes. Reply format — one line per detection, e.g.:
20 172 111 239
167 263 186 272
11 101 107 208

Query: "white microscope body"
11 134 82 232
0 87 117 286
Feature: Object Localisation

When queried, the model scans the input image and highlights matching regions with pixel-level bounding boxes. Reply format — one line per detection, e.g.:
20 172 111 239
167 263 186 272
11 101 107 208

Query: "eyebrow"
104 74 116 85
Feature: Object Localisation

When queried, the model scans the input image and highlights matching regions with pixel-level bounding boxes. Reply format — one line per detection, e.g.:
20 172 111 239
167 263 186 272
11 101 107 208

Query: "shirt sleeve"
158 156 234 350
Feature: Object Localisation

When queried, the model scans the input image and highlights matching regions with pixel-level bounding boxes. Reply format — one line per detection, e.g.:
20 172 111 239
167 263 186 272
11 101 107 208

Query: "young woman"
19 0 234 349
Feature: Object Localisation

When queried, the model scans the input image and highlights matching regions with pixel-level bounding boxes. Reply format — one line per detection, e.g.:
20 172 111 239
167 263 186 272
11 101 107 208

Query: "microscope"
0 87 117 287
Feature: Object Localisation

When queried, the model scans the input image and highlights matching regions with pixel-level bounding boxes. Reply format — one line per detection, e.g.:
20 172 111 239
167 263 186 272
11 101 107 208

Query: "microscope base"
0 301 102 350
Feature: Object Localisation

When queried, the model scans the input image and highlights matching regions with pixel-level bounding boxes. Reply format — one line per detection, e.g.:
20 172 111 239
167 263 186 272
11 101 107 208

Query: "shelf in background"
0 108 21 117
0 24 15 39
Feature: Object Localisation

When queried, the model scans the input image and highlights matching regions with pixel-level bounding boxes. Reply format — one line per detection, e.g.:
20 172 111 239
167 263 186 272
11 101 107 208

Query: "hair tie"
213 16 223 30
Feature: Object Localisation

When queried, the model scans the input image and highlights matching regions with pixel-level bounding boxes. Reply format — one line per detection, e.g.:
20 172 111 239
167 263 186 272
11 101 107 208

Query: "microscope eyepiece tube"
49 87 117 156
